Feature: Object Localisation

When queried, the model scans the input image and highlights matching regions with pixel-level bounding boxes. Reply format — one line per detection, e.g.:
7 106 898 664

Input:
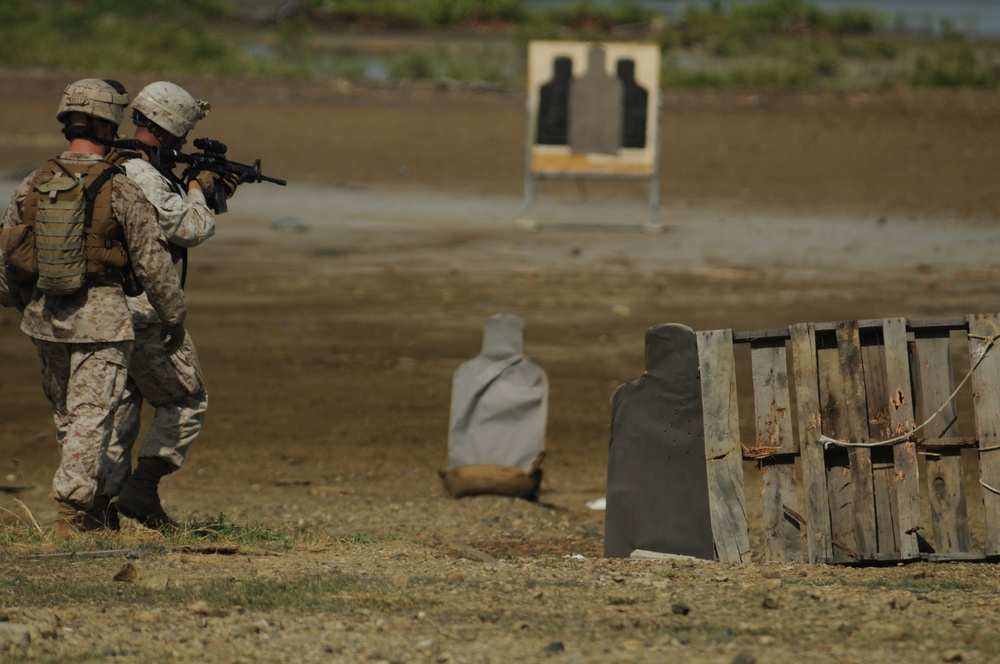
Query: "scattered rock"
544 641 565 656
113 563 137 583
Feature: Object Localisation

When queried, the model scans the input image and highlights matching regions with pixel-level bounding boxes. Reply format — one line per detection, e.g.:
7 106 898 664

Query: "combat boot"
54 497 120 537
54 502 85 539
82 495 120 531
115 457 178 531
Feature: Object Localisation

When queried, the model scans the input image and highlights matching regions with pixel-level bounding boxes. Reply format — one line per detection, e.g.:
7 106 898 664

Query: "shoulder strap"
83 163 122 229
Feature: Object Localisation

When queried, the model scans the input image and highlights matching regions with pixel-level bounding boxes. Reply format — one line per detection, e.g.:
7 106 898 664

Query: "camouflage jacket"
0 151 186 343
121 155 215 326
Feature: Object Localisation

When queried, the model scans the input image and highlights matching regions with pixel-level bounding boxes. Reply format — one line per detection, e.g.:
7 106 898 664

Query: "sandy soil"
3 70 1000 662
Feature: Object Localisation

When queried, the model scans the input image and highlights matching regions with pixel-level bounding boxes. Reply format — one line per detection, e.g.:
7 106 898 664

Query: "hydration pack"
2 158 130 296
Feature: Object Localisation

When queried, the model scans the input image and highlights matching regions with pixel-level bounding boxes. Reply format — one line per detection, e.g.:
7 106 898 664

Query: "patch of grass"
196 575 394 611
176 513 293 551
0 0 301 78
308 0 527 28
0 502 47 547
607 594 652 606
910 38 1000 87
338 532 401 545
2 3 999 108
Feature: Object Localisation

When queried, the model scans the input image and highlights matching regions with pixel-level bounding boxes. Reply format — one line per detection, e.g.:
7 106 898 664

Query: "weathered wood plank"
882 318 922 560
759 457 801 562
697 329 751 563
750 337 801 562
967 313 1000 555
912 329 970 554
859 325 898 555
816 330 857 563
790 323 833 563
750 338 797 456
836 321 877 560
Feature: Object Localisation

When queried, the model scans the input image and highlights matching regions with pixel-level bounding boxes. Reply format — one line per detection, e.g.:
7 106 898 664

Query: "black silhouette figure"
536 56 572 145
568 46 623 155
617 59 648 149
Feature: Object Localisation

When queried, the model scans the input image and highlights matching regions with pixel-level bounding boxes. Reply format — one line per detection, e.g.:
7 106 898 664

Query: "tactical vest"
17 158 131 295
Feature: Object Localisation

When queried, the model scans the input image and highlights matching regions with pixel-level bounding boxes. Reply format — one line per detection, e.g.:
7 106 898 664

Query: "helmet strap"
131 110 183 149
61 117 118 146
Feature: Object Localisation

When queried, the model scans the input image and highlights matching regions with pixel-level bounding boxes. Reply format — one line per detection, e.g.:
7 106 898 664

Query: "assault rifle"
117 137 286 214
175 138 286 214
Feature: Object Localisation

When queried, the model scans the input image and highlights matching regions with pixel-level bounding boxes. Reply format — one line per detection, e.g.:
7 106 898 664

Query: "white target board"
526 40 661 177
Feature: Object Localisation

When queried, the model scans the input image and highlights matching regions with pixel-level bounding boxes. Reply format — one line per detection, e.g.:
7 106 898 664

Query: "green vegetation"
178 513 294 551
1 0 999 92
0 511 293 554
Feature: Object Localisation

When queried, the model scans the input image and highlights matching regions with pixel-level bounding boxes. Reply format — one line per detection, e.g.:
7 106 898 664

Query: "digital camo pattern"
122 157 214 325
36 340 129 508
3 149 187 510
103 324 207 495
97 154 214 496
1 152 186 342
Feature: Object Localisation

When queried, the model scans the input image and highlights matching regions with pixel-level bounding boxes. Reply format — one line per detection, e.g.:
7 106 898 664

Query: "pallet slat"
859 325 898 556
882 318 922 560
697 329 752 563
790 323 833 563
750 337 801 562
912 328 970 554
836 321 878 559
968 313 1000 556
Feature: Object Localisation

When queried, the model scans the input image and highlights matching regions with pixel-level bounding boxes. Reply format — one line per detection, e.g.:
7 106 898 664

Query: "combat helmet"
130 81 210 139
56 78 130 127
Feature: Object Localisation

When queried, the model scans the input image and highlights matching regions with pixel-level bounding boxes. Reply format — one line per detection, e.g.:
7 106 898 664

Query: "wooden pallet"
606 314 1000 564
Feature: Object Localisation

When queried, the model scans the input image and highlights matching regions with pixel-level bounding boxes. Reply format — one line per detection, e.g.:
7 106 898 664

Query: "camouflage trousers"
104 323 208 496
35 340 129 508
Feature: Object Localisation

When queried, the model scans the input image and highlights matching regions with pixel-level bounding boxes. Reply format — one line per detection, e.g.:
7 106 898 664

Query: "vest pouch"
86 235 129 270
0 223 38 278
84 236 142 296
34 172 87 296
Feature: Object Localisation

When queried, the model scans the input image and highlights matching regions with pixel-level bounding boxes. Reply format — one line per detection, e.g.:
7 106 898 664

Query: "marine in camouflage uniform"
0 79 186 534
103 81 234 530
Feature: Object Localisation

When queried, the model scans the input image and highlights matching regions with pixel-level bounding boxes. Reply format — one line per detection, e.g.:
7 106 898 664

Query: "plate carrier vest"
18 158 131 295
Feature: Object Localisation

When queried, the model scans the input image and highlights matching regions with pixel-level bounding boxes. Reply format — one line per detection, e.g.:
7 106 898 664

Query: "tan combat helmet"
56 78 130 126
130 81 210 139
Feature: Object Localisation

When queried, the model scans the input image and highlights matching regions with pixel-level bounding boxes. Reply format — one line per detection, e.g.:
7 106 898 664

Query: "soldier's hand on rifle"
161 322 186 354
190 171 219 199
220 171 241 199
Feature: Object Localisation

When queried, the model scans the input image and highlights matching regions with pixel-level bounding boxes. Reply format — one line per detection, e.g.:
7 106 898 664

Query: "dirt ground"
3 69 1000 662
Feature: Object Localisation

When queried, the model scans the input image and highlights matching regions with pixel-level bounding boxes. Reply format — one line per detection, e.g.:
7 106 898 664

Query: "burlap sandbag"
440 452 545 501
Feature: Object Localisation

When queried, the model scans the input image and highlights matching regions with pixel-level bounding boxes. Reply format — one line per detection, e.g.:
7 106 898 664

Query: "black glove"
161 322 186 354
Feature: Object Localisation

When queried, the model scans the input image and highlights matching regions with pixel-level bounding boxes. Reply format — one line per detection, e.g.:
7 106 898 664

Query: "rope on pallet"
820 332 997 450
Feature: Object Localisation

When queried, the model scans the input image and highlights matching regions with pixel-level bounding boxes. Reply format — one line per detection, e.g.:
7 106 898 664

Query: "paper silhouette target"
527 41 660 176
